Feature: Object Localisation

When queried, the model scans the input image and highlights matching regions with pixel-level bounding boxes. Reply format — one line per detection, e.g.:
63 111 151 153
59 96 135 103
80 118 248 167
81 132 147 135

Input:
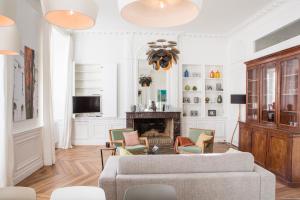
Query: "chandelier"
147 39 180 71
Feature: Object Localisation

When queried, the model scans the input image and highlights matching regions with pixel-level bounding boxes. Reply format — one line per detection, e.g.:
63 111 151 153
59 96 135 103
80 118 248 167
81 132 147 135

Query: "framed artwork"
208 110 216 117
13 46 38 122
157 89 167 102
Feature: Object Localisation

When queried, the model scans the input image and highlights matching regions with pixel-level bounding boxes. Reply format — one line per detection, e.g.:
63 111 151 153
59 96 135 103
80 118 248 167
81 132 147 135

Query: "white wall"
6 0 44 184
227 0 300 145
73 32 229 141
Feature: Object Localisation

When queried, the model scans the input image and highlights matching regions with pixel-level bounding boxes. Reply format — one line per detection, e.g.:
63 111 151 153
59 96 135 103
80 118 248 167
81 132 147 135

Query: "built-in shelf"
75 64 103 96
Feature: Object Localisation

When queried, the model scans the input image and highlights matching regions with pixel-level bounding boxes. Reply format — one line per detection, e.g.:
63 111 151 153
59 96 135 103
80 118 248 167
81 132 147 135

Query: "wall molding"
13 127 43 184
228 0 288 36
72 31 226 39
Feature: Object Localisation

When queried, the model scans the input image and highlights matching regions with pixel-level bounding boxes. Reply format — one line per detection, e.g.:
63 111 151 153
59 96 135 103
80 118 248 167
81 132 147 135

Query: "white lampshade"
42 0 99 30
0 25 20 55
118 0 203 27
0 0 17 26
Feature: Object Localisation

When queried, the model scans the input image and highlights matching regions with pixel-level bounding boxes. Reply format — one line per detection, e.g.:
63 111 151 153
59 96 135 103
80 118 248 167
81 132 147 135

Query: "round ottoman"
0 187 36 200
50 186 106 200
123 184 177 200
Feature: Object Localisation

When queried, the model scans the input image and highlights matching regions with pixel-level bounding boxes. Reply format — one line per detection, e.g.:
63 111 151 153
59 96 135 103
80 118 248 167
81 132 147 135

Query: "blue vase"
184 69 189 77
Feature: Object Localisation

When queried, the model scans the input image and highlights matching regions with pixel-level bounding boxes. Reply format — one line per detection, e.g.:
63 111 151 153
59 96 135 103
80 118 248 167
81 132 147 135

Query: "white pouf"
50 186 106 200
0 187 36 200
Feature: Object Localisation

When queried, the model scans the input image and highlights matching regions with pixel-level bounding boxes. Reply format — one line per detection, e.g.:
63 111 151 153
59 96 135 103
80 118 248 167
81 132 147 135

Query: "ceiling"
31 0 277 34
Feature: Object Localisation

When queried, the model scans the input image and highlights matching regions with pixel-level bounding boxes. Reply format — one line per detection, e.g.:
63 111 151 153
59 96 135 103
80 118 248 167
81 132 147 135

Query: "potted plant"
139 75 152 87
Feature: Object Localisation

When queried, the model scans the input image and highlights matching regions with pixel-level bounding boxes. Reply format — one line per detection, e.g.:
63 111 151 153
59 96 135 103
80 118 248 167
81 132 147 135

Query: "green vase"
217 95 223 104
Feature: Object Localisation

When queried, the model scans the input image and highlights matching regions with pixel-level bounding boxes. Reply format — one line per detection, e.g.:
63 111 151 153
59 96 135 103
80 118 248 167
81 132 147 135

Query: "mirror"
137 59 167 111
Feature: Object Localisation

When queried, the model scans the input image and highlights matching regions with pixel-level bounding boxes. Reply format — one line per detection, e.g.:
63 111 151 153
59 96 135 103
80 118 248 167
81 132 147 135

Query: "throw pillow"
123 131 140 146
118 147 133 156
195 134 213 151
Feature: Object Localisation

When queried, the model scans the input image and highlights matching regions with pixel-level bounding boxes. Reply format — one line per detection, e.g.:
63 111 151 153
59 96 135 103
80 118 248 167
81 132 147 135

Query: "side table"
99 146 117 170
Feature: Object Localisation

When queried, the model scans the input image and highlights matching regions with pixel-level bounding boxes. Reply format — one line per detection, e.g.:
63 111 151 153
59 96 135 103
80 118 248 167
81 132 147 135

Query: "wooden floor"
18 144 300 200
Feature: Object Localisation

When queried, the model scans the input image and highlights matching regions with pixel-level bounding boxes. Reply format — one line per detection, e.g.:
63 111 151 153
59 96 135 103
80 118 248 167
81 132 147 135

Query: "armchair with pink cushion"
109 128 149 154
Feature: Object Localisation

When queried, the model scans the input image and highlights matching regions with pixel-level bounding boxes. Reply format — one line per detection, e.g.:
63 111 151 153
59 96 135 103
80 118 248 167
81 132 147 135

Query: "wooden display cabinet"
239 45 300 187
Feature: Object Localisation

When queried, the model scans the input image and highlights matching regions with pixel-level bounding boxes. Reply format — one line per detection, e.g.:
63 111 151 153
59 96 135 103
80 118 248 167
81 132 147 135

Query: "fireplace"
126 112 180 145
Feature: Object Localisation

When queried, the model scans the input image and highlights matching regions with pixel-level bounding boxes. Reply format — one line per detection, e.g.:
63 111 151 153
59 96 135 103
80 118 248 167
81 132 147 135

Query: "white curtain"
41 22 56 165
61 35 74 149
50 28 73 149
0 56 14 186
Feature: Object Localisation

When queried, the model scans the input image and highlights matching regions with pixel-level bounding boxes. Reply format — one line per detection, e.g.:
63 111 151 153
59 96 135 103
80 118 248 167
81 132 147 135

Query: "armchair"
175 128 215 154
109 128 149 154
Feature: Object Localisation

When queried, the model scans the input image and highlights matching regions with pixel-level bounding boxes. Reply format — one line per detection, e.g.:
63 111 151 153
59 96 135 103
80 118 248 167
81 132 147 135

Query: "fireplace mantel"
126 112 180 119
126 112 181 142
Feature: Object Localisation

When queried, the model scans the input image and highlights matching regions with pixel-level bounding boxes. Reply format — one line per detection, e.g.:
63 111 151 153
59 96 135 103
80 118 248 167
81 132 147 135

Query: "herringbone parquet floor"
18 144 300 200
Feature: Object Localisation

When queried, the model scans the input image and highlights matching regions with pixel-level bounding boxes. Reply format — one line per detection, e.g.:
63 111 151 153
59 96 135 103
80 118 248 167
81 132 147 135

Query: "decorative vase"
205 97 210 103
184 69 189 77
215 70 221 78
209 70 215 78
185 85 191 91
150 101 157 112
217 95 223 103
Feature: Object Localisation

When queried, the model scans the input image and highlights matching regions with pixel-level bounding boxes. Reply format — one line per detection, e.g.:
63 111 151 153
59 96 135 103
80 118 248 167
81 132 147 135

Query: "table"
99 146 117 170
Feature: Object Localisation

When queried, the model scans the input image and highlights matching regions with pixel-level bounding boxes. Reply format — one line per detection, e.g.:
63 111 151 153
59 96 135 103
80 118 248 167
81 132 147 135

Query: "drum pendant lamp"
118 0 203 27
0 0 20 55
42 0 99 30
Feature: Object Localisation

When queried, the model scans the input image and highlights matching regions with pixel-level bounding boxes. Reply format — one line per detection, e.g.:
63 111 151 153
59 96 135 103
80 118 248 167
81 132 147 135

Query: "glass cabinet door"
280 57 299 127
247 68 259 122
261 63 276 123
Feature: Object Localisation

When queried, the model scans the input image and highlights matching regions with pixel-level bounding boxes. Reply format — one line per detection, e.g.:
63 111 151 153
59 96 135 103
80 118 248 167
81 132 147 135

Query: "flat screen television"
73 96 101 113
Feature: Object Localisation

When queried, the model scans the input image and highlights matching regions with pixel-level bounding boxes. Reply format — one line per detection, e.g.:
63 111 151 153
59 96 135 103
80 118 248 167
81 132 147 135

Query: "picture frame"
208 110 216 116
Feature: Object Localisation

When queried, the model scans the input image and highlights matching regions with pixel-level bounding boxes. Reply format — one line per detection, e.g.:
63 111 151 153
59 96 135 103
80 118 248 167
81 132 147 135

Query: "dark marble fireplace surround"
126 112 181 142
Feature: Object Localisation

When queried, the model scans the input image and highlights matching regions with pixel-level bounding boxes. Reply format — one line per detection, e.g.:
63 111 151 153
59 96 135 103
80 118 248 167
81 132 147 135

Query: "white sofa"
99 152 276 200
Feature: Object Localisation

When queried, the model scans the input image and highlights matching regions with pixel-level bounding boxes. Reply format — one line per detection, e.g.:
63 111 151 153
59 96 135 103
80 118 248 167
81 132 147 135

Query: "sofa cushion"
178 145 202 154
125 145 146 152
117 153 254 175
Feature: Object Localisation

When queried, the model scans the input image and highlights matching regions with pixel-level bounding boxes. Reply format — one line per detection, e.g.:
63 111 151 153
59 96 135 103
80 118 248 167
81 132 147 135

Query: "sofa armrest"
254 164 275 200
99 156 119 200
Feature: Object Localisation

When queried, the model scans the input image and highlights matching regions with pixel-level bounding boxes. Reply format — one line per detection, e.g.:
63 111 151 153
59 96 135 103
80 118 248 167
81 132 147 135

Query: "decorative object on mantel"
192 86 198 91
131 105 137 112
146 39 180 71
118 0 203 27
150 101 157 112
139 75 152 87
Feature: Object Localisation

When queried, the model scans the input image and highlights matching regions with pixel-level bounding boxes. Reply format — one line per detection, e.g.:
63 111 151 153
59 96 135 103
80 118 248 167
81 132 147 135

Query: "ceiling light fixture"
0 0 17 26
42 0 99 30
118 0 203 28
0 25 20 55
0 0 20 55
